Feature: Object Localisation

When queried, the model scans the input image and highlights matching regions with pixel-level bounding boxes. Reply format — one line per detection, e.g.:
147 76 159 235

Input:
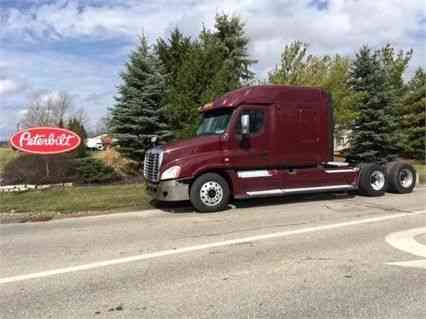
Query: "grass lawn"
0 147 17 173
0 184 152 218
414 162 426 184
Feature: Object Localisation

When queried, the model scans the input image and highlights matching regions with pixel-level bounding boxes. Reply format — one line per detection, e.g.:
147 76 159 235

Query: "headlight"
160 166 181 181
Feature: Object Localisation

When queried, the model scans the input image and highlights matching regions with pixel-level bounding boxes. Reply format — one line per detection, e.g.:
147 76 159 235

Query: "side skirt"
246 184 356 197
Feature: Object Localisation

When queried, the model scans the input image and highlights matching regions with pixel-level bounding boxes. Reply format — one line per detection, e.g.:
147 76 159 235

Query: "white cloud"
1 1 424 42
1 1 424 69
1 0 195 41
0 79 21 96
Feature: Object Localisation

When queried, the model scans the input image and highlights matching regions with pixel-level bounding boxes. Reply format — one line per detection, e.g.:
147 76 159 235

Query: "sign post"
9 127 82 183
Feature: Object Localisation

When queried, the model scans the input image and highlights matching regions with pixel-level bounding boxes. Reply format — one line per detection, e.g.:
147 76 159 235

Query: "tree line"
110 14 256 164
108 14 424 164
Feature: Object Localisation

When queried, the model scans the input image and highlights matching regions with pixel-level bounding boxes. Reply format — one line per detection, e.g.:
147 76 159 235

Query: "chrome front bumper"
146 179 189 202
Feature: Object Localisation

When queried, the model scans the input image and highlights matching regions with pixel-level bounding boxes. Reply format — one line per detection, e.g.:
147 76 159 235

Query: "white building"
334 129 351 153
86 136 105 151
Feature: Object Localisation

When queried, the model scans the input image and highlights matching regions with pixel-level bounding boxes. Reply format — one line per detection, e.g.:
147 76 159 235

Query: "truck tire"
357 163 387 196
190 173 230 212
385 162 416 194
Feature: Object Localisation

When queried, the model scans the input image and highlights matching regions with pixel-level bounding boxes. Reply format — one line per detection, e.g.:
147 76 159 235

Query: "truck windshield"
196 109 233 136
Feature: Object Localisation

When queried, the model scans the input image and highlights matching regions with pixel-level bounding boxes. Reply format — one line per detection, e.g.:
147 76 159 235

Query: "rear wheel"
385 162 416 194
358 163 387 196
190 173 230 212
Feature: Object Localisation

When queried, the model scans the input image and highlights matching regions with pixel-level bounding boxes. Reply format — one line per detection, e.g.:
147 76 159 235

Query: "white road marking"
385 227 426 269
386 260 426 269
385 227 426 258
1 210 425 285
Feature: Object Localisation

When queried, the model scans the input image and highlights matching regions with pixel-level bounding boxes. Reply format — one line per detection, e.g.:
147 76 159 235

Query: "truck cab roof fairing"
200 85 326 113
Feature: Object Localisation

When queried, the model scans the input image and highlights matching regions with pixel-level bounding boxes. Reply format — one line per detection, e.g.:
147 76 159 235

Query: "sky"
0 0 425 140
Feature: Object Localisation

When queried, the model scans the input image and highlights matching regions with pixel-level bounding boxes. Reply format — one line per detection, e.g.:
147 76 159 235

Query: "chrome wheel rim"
200 181 223 207
399 168 414 188
370 170 385 191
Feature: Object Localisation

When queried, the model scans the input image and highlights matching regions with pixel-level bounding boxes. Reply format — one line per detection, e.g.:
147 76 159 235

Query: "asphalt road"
1 188 425 318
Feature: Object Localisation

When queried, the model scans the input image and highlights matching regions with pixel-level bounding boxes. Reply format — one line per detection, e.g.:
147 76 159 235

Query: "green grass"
414 162 426 184
0 147 17 173
0 184 152 215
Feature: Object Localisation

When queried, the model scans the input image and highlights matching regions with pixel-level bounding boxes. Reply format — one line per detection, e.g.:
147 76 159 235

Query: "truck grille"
144 149 163 183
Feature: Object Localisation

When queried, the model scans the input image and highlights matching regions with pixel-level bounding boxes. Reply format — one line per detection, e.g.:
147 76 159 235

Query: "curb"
1 186 425 225
0 208 161 225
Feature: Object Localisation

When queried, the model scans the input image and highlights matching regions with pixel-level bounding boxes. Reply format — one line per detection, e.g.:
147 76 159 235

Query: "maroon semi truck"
144 85 416 212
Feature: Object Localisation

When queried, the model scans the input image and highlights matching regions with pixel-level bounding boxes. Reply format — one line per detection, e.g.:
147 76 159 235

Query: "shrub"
75 158 120 184
0 148 18 174
2 155 121 186
92 148 139 176
2 154 77 185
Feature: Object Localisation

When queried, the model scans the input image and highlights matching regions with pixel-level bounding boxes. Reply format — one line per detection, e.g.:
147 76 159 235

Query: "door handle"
288 169 297 175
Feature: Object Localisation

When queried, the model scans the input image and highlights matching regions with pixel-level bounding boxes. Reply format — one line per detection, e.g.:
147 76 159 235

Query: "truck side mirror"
241 114 250 136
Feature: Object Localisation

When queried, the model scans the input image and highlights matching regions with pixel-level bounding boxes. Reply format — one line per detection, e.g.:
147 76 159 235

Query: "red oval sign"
10 127 81 155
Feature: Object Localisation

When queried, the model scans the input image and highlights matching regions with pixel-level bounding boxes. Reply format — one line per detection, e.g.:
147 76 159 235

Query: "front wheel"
190 173 230 212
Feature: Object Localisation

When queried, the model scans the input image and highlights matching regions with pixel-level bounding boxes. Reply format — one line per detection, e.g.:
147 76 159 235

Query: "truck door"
227 105 271 169
226 105 282 194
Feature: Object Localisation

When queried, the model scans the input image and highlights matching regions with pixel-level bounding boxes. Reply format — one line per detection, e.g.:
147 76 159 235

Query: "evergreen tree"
159 15 256 138
378 44 413 152
67 117 88 158
213 14 257 88
110 35 171 164
346 46 400 164
155 27 192 85
401 68 426 160
379 44 412 98
198 28 234 101
155 28 196 137
165 37 224 138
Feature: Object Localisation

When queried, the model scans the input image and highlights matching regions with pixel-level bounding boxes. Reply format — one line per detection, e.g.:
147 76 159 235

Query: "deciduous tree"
269 41 359 131
20 92 74 128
